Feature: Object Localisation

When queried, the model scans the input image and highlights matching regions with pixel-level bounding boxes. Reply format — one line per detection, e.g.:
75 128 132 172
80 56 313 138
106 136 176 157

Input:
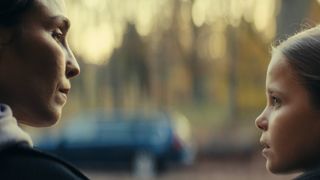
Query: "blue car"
35 110 195 174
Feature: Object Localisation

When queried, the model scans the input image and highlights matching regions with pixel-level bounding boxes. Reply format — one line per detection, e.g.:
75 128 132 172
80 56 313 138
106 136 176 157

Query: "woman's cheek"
37 32 65 76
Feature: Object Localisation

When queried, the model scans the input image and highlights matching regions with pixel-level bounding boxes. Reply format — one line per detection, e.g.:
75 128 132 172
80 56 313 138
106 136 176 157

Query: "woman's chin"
16 108 61 127
19 116 59 127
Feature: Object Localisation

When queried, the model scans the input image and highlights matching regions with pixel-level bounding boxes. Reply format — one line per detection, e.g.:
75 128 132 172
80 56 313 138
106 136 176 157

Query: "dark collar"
295 168 320 180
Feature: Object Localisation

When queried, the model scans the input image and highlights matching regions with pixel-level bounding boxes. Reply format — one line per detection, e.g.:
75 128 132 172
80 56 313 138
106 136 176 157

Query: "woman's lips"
56 88 69 105
59 88 70 95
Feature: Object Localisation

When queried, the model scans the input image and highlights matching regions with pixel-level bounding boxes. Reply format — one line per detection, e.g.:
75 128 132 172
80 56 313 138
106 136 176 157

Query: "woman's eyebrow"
49 15 71 31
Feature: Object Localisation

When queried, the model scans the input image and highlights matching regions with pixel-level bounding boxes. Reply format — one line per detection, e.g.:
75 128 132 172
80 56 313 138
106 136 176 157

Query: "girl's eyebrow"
267 87 284 97
267 88 274 94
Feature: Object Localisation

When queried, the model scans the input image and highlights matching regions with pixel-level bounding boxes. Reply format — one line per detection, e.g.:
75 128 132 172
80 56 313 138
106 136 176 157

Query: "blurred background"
30 0 320 179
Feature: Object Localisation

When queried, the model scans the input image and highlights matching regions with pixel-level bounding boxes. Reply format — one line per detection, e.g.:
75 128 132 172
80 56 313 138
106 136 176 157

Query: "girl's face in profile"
0 0 80 126
256 53 320 173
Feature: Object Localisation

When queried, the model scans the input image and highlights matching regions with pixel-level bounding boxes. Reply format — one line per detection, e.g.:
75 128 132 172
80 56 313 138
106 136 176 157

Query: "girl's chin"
266 160 298 175
266 159 283 174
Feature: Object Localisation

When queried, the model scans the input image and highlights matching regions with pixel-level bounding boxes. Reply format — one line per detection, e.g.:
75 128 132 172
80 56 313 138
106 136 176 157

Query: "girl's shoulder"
295 169 320 180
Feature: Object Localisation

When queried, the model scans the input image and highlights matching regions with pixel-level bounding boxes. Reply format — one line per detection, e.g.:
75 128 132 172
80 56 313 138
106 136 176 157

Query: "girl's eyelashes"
271 96 281 108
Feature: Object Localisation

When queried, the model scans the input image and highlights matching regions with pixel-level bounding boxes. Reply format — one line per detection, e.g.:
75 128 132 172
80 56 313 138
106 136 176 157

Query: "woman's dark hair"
0 0 34 27
273 26 320 108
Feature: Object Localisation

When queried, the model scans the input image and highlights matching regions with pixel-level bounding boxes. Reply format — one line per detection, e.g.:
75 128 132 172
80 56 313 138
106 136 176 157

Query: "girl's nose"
255 110 268 131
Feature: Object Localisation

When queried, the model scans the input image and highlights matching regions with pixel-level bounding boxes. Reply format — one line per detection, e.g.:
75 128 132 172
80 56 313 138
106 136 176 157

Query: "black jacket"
295 169 320 180
0 143 89 180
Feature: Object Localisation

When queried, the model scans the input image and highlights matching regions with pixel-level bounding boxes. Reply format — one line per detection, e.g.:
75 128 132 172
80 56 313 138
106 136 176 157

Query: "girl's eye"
52 29 64 42
271 96 281 108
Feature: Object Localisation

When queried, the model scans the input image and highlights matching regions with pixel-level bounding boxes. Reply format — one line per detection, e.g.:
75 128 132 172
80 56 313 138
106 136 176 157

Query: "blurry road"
82 154 298 180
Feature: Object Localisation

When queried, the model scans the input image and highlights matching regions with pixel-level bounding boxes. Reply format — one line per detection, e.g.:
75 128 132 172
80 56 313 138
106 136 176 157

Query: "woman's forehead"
35 0 66 16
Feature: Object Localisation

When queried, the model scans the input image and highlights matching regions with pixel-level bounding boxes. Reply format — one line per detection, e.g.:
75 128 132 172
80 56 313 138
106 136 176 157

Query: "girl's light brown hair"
273 26 320 108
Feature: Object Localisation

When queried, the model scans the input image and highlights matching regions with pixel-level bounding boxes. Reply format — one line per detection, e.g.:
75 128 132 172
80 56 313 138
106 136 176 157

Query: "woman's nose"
255 110 268 131
65 50 80 79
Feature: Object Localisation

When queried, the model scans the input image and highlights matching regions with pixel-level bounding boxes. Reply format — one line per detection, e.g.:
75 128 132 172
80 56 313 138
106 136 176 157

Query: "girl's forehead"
267 53 287 76
267 55 288 81
266 54 303 96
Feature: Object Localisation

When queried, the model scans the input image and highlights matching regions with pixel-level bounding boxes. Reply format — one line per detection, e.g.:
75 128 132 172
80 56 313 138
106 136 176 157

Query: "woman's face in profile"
255 53 320 173
0 0 80 126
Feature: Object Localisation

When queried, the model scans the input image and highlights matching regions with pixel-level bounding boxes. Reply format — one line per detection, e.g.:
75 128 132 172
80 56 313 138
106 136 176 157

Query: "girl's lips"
260 141 270 149
260 136 270 148
262 147 271 158
260 139 271 158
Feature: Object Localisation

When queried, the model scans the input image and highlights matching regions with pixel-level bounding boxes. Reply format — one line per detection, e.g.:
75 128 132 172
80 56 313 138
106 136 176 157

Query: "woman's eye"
52 29 64 42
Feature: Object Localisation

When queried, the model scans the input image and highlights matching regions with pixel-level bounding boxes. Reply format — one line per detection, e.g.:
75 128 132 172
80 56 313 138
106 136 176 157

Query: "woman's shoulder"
0 143 89 180
0 103 33 148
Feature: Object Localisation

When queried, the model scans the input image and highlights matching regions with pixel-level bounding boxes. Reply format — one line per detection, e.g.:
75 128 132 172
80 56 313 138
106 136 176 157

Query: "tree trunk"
276 0 311 40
